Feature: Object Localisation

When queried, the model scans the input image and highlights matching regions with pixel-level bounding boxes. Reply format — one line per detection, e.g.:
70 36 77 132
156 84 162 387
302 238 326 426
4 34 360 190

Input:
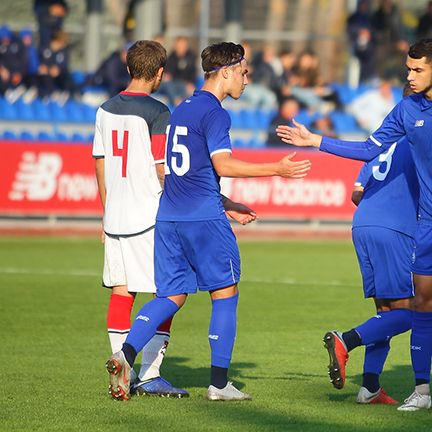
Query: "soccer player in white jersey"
92 40 188 398
105 42 312 401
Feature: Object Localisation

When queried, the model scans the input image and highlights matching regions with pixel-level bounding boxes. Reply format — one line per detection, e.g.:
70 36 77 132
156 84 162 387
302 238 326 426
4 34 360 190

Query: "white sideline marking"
0 267 359 287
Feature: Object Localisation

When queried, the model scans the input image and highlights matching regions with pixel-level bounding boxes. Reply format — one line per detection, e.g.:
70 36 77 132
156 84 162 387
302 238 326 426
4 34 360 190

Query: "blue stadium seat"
31 99 51 121
71 132 86 142
1 101 17 120
239 109 257 129
295 110 313 128
256 109 274 129
248 137 265 148
19 130 35 140
232 138 247 148
37 131 54 141
228 110 242 129
2 129 18 139
330 111 361 134
14 99 34 121
48 101 67 122
82 104 97 123
55 131 69 141
71 70 87 87
64 100 84 122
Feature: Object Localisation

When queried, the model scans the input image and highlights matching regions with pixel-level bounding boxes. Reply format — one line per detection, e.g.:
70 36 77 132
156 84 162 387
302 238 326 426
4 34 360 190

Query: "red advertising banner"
1 141 102 216
223 149 363 220
0 142 362 220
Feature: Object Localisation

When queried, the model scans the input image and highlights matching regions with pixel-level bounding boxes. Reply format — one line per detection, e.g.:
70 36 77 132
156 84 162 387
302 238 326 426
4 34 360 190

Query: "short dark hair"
201 42 245 79
126 40 167 81
408 39 432 63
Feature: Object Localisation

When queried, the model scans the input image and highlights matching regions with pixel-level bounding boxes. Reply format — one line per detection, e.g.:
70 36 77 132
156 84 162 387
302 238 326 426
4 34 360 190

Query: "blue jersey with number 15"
353 137 419 237
157 90 232 222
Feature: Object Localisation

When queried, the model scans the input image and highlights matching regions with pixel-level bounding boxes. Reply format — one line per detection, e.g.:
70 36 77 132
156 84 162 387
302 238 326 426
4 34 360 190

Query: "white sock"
415 384 430 396
108 330 129 354
138 332 170 382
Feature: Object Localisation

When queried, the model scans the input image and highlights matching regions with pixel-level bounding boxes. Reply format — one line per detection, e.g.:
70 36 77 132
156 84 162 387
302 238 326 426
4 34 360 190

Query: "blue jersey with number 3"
353 137 419 237
157 90 232 222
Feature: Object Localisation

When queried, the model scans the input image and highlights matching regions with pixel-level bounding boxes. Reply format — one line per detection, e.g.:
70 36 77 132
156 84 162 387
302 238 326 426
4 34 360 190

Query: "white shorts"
103 229 156 293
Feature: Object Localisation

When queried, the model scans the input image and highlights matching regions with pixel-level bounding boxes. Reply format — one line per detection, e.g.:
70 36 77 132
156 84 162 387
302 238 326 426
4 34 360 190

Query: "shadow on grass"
136 356 256 390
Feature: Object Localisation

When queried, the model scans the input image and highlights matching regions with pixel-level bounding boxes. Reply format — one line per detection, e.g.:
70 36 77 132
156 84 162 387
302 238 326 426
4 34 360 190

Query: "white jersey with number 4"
92 91 169 235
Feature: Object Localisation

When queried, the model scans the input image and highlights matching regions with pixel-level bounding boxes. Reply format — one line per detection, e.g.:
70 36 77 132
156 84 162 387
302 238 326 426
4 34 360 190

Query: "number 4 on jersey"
112 130 129 177
164 125 190 176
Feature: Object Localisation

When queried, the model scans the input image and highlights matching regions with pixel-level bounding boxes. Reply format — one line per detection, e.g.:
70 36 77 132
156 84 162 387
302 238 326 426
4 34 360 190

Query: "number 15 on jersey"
164 125 190 176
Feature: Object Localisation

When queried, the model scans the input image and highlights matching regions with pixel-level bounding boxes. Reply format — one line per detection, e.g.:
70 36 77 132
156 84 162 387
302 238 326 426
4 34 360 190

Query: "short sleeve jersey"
353 137 419 237
157 90 232 221
92 91 169 235
366 94 432 220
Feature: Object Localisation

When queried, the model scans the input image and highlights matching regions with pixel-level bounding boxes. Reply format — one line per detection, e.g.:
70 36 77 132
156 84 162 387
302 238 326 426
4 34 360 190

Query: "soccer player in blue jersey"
276 38 432 411
322 136 418 404
106 41 312 401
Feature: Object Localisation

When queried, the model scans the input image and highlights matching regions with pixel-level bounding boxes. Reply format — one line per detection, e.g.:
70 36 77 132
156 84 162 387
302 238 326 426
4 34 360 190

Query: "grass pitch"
0 236 428 431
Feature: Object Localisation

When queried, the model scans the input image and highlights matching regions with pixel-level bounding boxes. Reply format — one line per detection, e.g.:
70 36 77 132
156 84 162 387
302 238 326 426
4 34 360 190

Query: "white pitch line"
0 267 359 287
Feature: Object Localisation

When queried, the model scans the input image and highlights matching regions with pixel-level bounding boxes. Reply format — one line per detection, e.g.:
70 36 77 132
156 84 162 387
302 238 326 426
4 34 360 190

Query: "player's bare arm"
211 151 311 179
221 194 257 225
95 157 106 242
351 185 364 207
276 119 322 148
155 163 165 189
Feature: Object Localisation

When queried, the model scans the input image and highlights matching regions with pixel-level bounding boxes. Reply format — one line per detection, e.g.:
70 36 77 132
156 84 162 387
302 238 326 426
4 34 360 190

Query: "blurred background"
0 0 428 233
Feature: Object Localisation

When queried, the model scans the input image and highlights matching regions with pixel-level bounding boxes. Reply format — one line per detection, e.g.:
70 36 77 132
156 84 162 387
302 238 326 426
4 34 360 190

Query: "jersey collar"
193 90 221 106
120 91 149 96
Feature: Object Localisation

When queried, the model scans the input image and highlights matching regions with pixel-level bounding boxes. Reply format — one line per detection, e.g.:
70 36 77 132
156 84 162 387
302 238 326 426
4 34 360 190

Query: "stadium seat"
1 100 17 120
330 111 362 134
19 130 35 140
71 70 87 87
55 131 69 141
48 101 67 122
232 138 247 148
14 99 34 121
37 131 54 141
248 137 265 148
81 104 97 123
2 129 18 139
228 110 242 129
295 110 313 128
31 99 51 121
64 100 84 122
71 132 86 142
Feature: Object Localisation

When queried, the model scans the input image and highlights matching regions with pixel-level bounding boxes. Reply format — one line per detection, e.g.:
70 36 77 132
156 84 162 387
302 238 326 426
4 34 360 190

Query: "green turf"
0 236 428 431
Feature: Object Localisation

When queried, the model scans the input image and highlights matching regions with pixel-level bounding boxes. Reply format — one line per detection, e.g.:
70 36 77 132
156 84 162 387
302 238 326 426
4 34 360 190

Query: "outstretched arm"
211 151 311 179
276 119 383 162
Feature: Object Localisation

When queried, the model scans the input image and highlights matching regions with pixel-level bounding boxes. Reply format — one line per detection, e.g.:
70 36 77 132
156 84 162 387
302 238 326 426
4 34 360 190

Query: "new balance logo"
374 314 382 319
411 345 422 351
415 120 424 127
9 152 62 201
136 315 150 322
208 334 219 340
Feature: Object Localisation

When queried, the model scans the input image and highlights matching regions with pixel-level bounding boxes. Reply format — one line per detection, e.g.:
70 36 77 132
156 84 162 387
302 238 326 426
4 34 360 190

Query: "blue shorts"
352 226 415 299
154 218 241 297
412 218 432 275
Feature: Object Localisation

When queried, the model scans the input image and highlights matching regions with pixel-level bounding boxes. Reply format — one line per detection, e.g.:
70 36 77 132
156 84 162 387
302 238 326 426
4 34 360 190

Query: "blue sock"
125 297 179 356
355 309 412 345
411 311 432 384
208 293 239 368
363 338 391 376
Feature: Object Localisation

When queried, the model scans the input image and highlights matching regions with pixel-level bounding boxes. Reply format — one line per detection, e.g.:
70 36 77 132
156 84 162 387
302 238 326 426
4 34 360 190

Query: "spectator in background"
157 36 196 106
37 30 74 101
267 96 300 147
417 1 432 39
91 42 131 97
241 41 278 110
275 49 297 103
348 78 396 134
20 28 39 93
290 50 338 113
371 0 403 77
251 44 281 93
311 114 337 139
33 0 68 49
0 25 27 98
347 0 376 83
